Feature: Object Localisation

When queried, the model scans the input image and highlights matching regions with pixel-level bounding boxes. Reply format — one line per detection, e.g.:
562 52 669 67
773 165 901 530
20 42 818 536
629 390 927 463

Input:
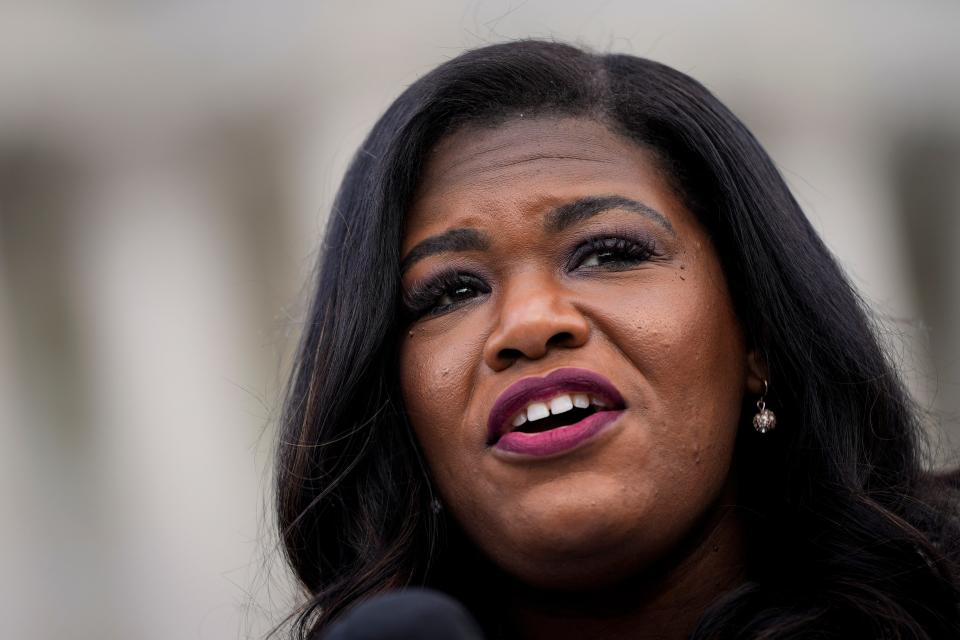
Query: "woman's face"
398 117 763 589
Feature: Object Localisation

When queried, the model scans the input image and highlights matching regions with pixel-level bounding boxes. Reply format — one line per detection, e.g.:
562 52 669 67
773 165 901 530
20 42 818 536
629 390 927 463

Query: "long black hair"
275 40 960 638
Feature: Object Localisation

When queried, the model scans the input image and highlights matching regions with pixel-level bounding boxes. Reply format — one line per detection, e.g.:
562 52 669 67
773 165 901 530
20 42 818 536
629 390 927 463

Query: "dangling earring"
752 380 776 433
430 497 443 514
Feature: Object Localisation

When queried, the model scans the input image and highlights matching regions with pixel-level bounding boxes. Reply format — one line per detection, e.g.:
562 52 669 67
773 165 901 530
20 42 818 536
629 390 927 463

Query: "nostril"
497 347 525 362
497 332 577 363
547 331 575 348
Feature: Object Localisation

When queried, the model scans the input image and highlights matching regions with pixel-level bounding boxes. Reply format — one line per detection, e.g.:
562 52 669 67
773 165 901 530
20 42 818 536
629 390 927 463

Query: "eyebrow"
545 195 674 235
399 227 491 275
399 194 673 274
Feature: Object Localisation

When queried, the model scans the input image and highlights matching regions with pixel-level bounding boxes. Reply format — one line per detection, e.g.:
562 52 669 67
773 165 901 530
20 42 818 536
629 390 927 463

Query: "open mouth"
489 387 620 446
486 367 627 453
491 394 624 458
511 405 599 435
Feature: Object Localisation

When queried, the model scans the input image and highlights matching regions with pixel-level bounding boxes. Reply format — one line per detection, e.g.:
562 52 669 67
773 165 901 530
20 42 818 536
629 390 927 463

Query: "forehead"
406 117 672 234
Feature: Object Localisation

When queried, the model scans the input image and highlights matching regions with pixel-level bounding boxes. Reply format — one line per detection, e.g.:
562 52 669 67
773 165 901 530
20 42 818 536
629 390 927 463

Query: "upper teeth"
510 393 609 427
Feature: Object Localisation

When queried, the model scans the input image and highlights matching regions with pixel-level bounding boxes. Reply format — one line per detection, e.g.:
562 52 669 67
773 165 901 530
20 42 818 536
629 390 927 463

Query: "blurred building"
1 2 958 639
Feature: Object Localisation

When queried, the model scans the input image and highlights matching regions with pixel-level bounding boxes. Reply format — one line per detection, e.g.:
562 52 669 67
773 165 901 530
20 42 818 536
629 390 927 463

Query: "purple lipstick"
487 367 626 458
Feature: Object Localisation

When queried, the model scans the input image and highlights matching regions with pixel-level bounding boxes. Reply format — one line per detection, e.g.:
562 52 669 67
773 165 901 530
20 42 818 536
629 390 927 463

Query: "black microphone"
321 588 486 640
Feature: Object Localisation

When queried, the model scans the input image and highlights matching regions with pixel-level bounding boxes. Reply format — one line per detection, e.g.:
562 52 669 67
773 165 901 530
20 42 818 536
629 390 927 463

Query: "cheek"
398 330 483 491
597 256 745 407
591 263 746 492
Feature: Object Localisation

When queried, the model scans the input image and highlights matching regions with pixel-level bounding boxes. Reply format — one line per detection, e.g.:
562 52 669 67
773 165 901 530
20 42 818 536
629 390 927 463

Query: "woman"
275 41 960 638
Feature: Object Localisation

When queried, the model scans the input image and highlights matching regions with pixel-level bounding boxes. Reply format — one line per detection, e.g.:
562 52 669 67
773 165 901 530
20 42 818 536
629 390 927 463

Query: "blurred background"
1 1 958 638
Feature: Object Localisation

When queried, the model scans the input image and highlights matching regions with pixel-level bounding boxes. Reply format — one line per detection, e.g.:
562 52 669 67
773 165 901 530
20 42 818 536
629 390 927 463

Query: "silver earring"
430 497 443 514
752 380 776 433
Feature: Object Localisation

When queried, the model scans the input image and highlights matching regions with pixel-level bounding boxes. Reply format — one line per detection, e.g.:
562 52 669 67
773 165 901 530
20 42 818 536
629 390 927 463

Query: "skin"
398 116 766 639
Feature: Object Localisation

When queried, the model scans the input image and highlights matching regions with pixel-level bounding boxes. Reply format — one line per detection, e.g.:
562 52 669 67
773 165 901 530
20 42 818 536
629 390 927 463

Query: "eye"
569 234 657 271
402 270 490 320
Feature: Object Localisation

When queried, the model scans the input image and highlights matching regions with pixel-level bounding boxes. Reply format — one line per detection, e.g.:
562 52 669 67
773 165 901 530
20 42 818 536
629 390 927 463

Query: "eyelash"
566 234 657 271
403 270 491 320
403 233 657 320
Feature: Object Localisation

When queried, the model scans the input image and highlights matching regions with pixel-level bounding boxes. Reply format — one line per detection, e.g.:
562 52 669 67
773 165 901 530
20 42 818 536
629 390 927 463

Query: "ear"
745 349 768 395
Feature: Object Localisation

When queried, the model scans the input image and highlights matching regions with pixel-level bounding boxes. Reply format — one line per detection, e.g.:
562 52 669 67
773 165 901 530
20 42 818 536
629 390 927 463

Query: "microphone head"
321 588 486 640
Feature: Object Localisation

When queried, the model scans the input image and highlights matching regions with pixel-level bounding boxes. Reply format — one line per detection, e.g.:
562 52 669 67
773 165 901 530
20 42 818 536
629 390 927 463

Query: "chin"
486 513 670 592
514 551 655 592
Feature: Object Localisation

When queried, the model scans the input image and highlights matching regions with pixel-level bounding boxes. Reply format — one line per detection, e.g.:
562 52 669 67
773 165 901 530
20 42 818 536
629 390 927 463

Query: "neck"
497 504 747 640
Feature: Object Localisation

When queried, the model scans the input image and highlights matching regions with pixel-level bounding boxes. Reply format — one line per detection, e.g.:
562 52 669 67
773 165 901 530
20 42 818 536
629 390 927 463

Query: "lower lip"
492 410 624 458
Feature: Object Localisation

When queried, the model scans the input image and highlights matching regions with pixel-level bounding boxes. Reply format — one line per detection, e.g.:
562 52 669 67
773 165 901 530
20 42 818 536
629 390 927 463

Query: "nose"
482 272 591 371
